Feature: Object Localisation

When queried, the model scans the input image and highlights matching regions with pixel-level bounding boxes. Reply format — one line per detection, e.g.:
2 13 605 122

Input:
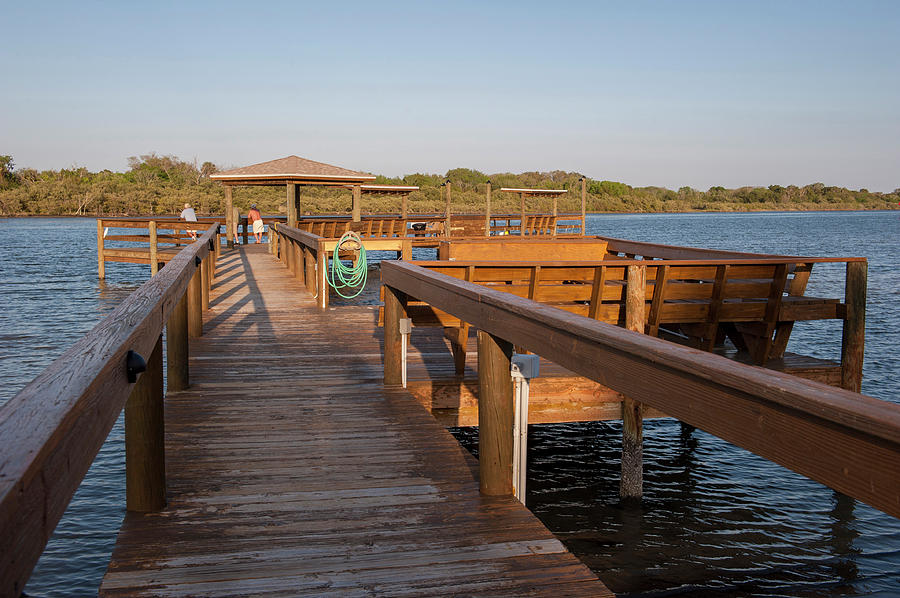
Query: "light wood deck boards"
100 244 609 597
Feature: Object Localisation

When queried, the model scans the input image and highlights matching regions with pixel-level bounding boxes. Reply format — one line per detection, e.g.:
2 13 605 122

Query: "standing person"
180 202 198 240
248 203 264 244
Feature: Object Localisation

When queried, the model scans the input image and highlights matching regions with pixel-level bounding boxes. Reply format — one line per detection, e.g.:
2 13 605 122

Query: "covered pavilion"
210 155 418 244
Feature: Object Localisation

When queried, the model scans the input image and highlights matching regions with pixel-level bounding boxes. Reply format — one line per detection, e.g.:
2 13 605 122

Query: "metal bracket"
194 256 202 267
400 318 412 387
126 350 147 383
511 353 540 380
510 353 539 504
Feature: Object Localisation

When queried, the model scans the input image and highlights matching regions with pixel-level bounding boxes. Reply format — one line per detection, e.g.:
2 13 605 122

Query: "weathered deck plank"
100 244 610 597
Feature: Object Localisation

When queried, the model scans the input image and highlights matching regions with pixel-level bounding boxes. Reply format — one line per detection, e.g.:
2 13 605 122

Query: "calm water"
2 212 898 597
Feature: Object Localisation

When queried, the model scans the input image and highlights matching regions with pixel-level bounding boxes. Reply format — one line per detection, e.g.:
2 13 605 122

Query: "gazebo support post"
287 183 298 228
401 193 408 220
352 185 362 222
485 180 492 237
224 186 234 249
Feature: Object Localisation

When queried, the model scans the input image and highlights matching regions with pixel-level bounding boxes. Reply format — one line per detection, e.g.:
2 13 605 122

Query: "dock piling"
124 335 166 512
477 330 515 496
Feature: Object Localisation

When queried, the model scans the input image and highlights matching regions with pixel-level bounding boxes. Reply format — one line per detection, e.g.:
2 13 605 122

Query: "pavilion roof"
211 155 376 186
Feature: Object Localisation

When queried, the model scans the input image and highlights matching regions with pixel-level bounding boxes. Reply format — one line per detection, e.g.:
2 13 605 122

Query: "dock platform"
99 244 610 597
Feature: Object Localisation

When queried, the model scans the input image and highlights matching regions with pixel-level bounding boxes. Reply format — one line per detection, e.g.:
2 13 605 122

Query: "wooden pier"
4 201 900 595
98 244 609 596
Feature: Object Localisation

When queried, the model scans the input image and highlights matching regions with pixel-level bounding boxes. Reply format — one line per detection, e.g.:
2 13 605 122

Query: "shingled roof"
210 155 376 185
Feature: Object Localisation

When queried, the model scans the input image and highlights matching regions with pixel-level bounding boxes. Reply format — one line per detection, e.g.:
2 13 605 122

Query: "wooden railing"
380 261 899 518
382 257 865 390
272 222 414 310
98 217 228 277
0 223 219 595
294 213 586 239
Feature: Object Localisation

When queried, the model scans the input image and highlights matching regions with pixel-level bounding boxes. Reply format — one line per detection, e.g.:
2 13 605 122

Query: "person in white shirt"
180 202 198 240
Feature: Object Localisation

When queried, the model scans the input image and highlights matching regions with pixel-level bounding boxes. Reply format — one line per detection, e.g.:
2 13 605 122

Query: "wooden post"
444 181 451 237
287 183 298 227
166 292 189 392
383 285 408 386
232 206 240 246
581 177 587 236
148 221 158 276
520 193 526 236
125 335 166 512
225 186 234 249
621 264 646 499
291 243 306 281
200 255 210 310
552 197 558 237
485 181 492 236
401 240 412 261
97 219 106 279
188 267 202 337
841 261 867 393
352 184 362 222
304 247 315 295
242 217 248 245
477 330 515 496
317 241 328 309
401 193 408 219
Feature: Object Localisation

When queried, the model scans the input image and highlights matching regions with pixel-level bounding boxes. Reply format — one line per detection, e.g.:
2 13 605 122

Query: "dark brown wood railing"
380 256 866 391
380 261 898 518
0 223 219 595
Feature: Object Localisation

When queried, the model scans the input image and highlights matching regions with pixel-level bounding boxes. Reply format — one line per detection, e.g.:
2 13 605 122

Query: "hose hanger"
326 231 367 299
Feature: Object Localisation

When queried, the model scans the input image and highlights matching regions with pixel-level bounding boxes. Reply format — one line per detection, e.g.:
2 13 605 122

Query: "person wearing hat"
248 203 264 243
180 202 198 240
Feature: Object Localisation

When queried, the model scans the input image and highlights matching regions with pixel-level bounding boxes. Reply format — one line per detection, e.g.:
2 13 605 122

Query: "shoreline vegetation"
1 153 897 217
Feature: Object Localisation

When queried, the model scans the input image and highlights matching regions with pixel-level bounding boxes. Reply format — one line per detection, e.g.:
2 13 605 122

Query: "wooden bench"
379 257 863 390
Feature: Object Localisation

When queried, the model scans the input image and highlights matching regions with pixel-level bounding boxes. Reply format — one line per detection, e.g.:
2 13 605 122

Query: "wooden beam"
520 193 526 236
445 181 452 237
401 193 408 219
286 183 298 228
352 184 362 222
166 292 189 392
383 285 408 386
485 181 492 237
125 335 166 512
97 219 106 279
200 255 209 311
580 177 587 236
841 260 867 392
621 265 646 499
477 330 515 496
224 186 234 248
187 268 202 337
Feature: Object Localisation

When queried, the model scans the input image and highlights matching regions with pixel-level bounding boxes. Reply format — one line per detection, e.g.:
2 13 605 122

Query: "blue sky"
2 0 898 191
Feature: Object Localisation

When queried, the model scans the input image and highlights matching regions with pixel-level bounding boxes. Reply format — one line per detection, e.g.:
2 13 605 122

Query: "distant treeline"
1 153 897 217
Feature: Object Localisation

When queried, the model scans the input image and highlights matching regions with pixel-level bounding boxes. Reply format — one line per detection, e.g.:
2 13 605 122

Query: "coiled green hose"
327 231 367 298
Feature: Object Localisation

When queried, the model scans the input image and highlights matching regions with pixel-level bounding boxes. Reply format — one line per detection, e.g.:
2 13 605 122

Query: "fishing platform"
4 155 900 596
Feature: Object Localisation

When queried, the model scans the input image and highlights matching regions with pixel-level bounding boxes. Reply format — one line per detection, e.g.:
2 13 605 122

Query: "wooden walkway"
100 244 610 597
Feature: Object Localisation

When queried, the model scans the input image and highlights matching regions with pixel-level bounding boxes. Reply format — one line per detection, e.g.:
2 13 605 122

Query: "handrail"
413 256 866 266
0 223 219 595
381 261 898 518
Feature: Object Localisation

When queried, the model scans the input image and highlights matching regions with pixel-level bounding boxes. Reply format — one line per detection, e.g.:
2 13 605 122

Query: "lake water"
2 212 898 597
